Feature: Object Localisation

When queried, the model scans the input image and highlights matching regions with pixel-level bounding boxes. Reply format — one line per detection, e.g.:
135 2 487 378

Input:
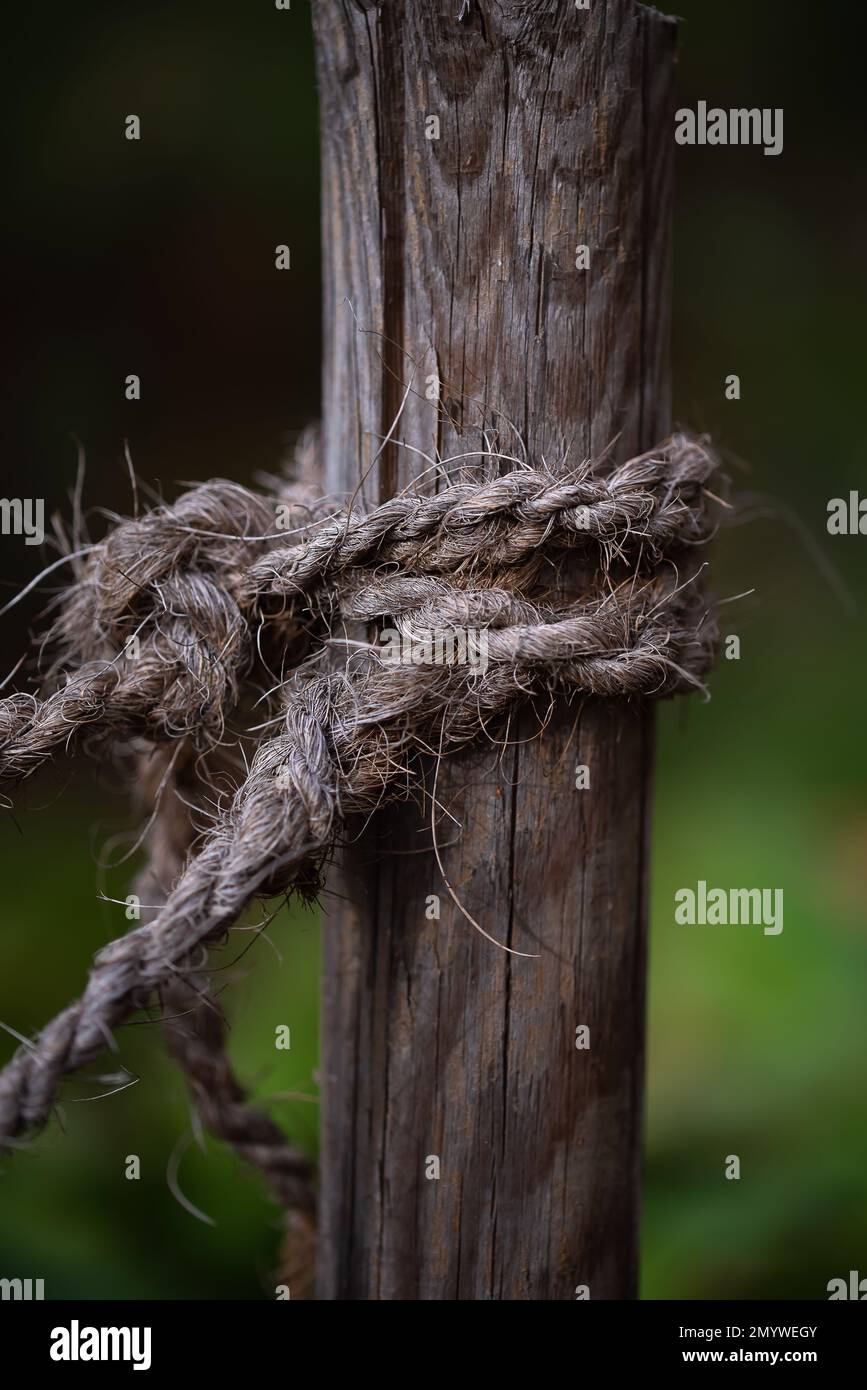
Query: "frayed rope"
0 431 722 1289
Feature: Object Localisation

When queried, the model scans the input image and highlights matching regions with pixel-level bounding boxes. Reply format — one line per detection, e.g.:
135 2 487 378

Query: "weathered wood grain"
312 0 676 1300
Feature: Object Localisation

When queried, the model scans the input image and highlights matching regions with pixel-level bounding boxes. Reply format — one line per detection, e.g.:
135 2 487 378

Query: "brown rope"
0 432 722 1288
134 744 317 1293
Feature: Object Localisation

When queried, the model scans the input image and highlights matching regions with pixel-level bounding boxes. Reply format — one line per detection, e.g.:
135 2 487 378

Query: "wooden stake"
312 0 676 1300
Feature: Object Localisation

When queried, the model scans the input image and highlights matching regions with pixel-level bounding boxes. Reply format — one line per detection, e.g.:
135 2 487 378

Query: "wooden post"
312 0 676 1300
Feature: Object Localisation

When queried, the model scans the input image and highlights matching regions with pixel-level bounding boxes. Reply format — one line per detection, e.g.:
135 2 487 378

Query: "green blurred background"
0 1 864 1299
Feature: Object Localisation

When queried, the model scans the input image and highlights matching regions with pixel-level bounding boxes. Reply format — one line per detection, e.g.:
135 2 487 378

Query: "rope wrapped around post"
0 431 723 1290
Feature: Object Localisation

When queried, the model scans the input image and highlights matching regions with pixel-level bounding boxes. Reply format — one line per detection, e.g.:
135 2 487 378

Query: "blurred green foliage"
1 0 865 1299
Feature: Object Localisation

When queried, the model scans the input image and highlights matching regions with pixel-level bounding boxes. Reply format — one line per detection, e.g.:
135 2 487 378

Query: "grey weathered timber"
312 0 676 1300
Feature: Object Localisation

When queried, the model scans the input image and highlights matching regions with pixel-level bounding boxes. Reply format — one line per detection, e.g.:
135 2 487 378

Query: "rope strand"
0 433 722 1290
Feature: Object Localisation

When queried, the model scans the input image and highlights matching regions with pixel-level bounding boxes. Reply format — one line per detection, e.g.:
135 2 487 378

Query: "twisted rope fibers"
0 432 721 1287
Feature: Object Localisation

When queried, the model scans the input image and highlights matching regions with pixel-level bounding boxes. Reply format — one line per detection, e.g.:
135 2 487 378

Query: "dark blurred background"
0 1 864 1298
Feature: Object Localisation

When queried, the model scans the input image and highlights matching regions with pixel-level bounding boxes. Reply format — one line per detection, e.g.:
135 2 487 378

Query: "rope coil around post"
0 432 723 1292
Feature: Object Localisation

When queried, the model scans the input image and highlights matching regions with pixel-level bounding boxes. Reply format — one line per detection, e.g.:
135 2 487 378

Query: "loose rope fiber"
0 432 721 1287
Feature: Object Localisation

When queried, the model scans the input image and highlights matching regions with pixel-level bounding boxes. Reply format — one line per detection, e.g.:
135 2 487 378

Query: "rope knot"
0 430 724 1260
